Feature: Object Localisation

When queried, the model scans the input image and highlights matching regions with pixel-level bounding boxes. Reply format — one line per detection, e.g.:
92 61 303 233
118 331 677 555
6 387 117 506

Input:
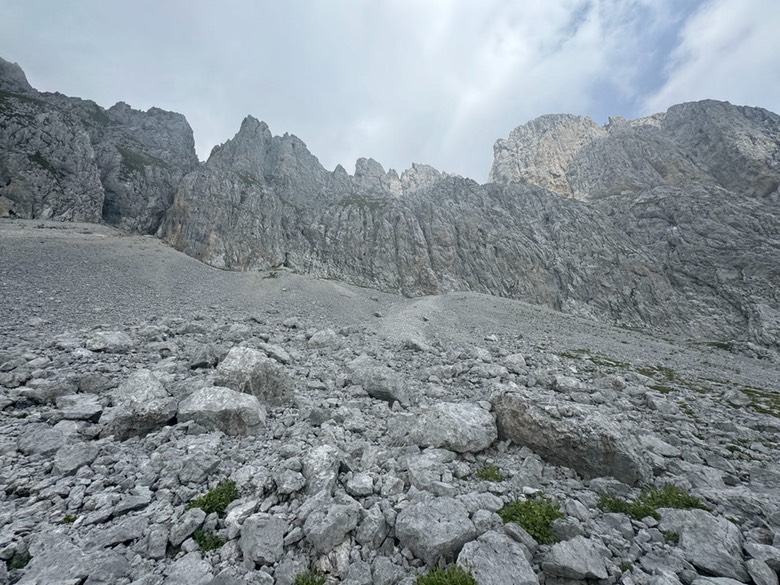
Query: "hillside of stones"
1 219 780 585
1 56 779 350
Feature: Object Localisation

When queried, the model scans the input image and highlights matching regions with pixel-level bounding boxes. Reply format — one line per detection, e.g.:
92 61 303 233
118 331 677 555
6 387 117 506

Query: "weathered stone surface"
746 558 779 585
169 508 206 547
395 496 476 565
178 385 266 436
214 347 292 406
53 440 98 475
55 393 103 421
658 509 749 582
390 402 497 453
85 330 134 353
351 364 410 406
542 535 609 580
492 388 651 485
302 444 342 495
303 499 361 553
240 514 288 565
163 551 214 585
100 369 177 439
458 530 538 585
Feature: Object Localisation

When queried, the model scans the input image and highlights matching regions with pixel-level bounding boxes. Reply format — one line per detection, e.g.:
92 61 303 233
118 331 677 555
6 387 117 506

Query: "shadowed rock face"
0 56 198 232
2 56 779 347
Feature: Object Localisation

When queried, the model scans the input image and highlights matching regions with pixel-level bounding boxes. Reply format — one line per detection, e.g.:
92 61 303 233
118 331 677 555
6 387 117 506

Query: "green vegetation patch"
416 565 478 585
58 514 77 524
555 349 629 369
475 464 504 482
116 145 166 176
193 528 224 551
7 551 31 571
237 171 263 187
498 495 563 544
187 480 239 516
663 530 680 545
294 569 327 585
339 195 388 211
29 151 58 176
741 386 780 419
599 484 708 521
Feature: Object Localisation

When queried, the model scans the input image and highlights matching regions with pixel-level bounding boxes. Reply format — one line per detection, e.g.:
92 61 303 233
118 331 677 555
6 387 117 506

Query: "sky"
1 0 779 182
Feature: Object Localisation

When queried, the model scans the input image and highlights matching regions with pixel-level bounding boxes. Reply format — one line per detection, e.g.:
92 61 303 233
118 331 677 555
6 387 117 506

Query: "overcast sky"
2 0 779 181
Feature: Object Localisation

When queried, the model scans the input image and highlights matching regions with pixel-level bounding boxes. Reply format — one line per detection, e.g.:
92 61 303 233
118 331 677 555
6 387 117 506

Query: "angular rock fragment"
177 385 266 436
458 530 538 585
350 364 410 406
303 499 361 553
395 496 476 565
492 387 651 485
214 346 292 406
85 330 134 353
99 369 177 439
542 535 610 580
389 402 497 453
240 514 288 565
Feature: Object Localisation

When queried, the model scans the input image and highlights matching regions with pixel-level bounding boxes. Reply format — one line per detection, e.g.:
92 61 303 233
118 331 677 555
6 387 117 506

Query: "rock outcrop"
2 56 779 349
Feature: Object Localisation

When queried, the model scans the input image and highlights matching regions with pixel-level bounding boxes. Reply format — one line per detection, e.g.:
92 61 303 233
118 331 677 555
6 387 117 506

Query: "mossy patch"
599 484 708 521
416 565 478 585
498 495 563 544
116 145 166 177
187 480 239 516
475 464 504 482
294 569 327 585
193 528 224 551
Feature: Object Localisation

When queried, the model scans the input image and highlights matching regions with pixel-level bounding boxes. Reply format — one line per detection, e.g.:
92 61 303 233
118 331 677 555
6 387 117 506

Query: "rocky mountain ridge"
1 57 779 350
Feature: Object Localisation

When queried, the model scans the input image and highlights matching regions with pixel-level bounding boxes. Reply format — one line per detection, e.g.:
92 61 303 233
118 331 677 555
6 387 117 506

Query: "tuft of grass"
599 484 708 521
58 514 77 524
475 464 504 482
7 551 31 571
193 528 224 551
187 480 239 516
294 569 327 585
498 495 563 544
663 530 680 545
741 386 780 419
417 565 478 585
619 562 634 573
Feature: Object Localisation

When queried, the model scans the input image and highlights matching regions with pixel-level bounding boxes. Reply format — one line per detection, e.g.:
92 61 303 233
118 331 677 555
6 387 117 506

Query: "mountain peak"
0 56 34 93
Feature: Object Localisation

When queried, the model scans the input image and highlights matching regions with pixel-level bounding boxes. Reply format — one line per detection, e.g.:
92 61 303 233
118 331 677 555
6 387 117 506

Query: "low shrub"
294 569 327 585
599 484 708 520
475 464 504 482
193 529 224 551
498 495 563 544
187 480 239 516
416 565 477 585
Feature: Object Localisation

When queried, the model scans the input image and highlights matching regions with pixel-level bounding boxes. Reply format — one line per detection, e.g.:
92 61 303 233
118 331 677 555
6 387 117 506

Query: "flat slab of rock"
492 388 651 485
350 364 410 406
395 496 476 565
458 530 538 585
658 509 749 582
389 402 497 453
542 535 609 580
303 499 361 553
178 385 266 436
85 330 134 353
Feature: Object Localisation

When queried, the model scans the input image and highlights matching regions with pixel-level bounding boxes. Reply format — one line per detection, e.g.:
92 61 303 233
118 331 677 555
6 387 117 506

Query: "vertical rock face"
2 56 779 348
0 56 198 231
490 101 780 202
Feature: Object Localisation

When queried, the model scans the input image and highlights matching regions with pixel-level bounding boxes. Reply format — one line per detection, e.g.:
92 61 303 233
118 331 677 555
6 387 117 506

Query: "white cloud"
644 0 780 114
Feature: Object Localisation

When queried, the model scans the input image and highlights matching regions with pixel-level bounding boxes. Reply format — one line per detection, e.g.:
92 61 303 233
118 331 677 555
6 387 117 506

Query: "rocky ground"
0 219 779 585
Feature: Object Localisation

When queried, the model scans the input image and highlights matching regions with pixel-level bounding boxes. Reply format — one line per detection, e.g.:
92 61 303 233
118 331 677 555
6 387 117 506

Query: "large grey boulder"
457 530 538 585
389 402 497 453
395 496 476 565
491 388 651 485
542 535 610 580
18 532 131 585
658 509 749 582
99 369 177 440
178 385 266 436
163 551 214 585
351 364 410 406
303 498 361 553
214 347 292 406
240 515 288 565
85 330 134 353
53 440 98 475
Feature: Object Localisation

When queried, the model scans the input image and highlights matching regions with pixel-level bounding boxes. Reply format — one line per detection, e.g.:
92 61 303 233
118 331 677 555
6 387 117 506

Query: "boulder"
303 499 361 553
351 364 410 406
85 330 134 353
240 515 288 565
178 385 266 436
389 402 497 453
395 496 476 565
458 531 538 585
658 509 748 582
100 369 177 440
214 347 292 406
542 535 610 580
491 388 651 485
